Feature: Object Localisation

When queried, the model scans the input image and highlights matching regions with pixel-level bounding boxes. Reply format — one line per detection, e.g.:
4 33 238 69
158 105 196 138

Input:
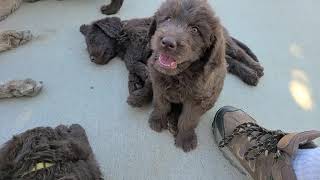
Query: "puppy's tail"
100 0 124 15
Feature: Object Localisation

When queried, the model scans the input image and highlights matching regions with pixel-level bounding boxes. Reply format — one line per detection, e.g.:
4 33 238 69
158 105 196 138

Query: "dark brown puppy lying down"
0 124 103 180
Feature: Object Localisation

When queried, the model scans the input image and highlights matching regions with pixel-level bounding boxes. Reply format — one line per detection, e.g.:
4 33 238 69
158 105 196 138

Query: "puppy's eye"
191 27 199 33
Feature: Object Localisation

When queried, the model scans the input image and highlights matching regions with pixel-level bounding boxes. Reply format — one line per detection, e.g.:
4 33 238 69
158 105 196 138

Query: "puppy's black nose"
161 37 177 50
90 56 96 62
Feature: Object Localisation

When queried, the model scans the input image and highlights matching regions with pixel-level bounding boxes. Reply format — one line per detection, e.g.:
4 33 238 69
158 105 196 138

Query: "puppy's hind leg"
127 78 153 107
226 36 264 78
128 72 143 94
231 37 258 62
226 55 259 86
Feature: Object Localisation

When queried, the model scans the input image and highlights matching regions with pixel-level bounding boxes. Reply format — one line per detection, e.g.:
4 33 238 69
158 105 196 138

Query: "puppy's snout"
161 36 177 50
90 56 96 62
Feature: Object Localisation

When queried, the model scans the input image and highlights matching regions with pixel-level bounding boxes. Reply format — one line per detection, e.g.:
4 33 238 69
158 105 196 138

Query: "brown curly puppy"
147 0 227 152
0 124 103 180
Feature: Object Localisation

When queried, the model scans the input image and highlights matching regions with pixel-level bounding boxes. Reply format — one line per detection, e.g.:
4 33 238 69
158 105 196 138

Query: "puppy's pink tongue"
158 54 177 69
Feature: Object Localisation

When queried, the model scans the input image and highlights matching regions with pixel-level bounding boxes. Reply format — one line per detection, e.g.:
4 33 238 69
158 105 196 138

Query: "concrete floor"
0 0 319 179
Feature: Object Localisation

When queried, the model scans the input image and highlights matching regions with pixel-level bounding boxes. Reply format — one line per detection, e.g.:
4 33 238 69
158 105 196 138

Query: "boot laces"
219 122 287 161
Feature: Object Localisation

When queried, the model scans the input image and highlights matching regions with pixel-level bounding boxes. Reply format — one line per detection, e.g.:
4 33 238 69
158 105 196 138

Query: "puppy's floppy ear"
204 26 226 75
0 136 21 177
95 17 122 38
80 24 89 35
148 17 157 39
0 137 21 162
212 28 226 65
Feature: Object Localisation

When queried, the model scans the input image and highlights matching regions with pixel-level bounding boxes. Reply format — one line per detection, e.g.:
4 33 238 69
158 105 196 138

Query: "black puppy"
80 17 153 107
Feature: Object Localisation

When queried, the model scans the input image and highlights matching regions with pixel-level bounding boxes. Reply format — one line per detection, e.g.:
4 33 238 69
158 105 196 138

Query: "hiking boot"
212 106 320 180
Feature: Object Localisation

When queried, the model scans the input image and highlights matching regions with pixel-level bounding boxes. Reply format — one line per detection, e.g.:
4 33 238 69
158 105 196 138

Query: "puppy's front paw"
100 5 116 15
175 131 197 152
148 112 168 132
253 65 264 78
242 72 259 86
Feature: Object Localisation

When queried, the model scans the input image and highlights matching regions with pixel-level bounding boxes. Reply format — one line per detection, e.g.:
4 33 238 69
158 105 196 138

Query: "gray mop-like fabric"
0 79 43 99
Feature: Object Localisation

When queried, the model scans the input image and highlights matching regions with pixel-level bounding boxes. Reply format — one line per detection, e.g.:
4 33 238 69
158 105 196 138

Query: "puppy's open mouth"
156 54 177 69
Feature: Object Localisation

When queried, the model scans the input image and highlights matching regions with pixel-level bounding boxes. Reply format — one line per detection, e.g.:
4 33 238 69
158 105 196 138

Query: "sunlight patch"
289 43 304 59
289 69 313 111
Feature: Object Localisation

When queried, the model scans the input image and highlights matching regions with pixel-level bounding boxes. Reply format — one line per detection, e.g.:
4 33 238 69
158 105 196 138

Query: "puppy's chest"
158 75 202 103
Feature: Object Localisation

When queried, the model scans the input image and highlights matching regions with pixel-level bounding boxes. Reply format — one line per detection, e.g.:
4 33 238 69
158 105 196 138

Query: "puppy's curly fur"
80 15 263 108
80 17 153 107
0 124 103 180
147 0 227 152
